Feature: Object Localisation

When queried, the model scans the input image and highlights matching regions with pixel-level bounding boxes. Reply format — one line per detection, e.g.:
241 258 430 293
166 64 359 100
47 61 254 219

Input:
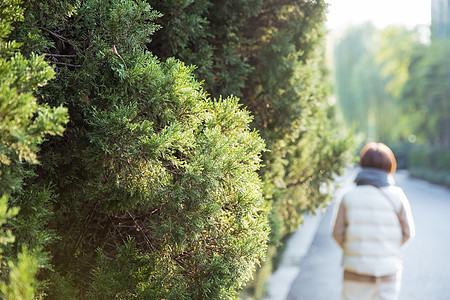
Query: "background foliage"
333 22 450 185
2 0 351 298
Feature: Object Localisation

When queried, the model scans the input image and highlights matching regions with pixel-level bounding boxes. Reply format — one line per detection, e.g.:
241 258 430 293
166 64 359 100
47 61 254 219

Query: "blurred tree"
333 23 392 142
376 26 428 144
376 25 450 147
376 27 422 98
334 23 376 138
400 38 450 147
333 24 429 145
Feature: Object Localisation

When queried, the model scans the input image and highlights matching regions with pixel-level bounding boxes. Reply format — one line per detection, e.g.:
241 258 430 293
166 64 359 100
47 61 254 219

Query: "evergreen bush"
0 1 68 298
3 0 352 298
146 5 352 296
9 0 269 298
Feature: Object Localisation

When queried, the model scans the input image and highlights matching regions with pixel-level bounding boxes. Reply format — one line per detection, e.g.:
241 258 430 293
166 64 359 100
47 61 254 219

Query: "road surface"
286 169 450 300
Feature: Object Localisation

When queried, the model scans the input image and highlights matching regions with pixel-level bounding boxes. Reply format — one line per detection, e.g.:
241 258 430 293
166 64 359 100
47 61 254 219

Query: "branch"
45 53 76 58
45 59 81 68
113 208 160 221
114 203 164 222
38 26 68 41
285 174 315 189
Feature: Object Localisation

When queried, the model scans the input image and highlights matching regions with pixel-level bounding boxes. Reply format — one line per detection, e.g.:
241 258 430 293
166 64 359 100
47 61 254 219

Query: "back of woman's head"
359 142 397 174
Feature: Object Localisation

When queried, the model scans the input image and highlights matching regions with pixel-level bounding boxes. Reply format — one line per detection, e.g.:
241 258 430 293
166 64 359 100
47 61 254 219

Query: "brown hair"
359 142 397 174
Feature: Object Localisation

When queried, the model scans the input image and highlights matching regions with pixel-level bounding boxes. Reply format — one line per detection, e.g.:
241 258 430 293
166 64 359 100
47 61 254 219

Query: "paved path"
271 169 450 300
263 169 356 300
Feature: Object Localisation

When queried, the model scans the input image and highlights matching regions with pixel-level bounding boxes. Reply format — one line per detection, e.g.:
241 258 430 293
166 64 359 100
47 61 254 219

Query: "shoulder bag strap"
371 185 410 245
371 185 401 218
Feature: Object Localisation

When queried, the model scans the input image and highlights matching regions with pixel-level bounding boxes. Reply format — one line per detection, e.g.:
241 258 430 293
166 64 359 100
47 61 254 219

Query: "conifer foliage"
0 1 68 299
2 0 350 299
6 0 269 298
146 2 351 295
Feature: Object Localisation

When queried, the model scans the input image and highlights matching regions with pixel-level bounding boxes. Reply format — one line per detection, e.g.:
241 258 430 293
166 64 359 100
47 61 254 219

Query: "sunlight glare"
326 0 432 31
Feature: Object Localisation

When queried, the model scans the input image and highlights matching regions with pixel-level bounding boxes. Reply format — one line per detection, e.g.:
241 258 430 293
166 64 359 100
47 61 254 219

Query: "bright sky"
325 0 432 31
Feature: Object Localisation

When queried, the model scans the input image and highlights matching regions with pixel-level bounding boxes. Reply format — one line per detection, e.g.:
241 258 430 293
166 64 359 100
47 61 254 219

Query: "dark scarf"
354 167 394 187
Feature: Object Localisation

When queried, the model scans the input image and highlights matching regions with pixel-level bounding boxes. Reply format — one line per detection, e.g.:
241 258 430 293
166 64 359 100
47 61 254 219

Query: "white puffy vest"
342 185 405 276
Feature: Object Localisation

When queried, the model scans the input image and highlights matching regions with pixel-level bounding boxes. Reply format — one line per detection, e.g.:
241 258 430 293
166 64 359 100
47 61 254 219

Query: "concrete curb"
263 211 324 300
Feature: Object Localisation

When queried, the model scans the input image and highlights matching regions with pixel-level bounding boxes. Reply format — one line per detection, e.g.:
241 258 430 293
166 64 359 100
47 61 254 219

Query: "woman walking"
332 142 415 300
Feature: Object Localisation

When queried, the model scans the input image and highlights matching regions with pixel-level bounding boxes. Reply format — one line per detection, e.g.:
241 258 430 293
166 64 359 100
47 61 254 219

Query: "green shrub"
10 0 269 298
408 149 429 168
0 1 68 298
436 150 450 171
409 146 450 188
6 0 352 298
